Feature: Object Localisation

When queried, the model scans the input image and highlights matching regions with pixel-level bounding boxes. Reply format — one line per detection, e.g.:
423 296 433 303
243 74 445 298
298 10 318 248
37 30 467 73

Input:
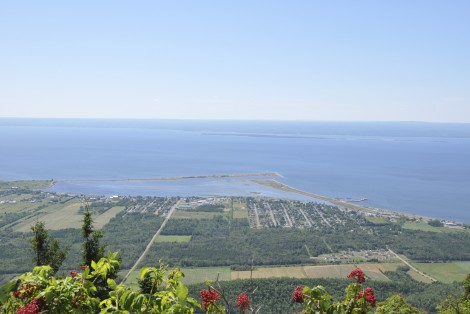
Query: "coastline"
0 176 459 223
253 179 431 222
53 172 282 183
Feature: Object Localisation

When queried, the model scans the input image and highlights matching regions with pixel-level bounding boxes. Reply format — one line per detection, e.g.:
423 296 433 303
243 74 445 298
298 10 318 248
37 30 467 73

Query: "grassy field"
0 180 53 190
172 210 226 219
154 235 192 243
0 195 44 215
181 267 231 285
411 261 470 283
121 266 231 287
94 206 125 228
402 222 466 233
304 263 394 281
16 202 83 232
364 216 389 225
232 201 248 219
232 263 399 282
232 266 306 280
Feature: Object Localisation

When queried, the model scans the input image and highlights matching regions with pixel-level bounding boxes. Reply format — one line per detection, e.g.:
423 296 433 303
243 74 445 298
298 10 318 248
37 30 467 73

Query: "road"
388 249 437 282
122 199 181 283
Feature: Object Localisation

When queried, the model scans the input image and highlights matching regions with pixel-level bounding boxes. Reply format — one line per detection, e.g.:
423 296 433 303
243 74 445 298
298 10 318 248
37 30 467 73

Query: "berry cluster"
16 298 45 314
12 284 36 299
347 268 366 283
199 289 220 310
292 286 304 303
357 287 376 307
69 270 78 278
236 292 250 311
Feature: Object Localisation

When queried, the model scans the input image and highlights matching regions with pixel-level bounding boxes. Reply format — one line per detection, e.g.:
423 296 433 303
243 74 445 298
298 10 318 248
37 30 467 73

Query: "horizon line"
1 116 470 124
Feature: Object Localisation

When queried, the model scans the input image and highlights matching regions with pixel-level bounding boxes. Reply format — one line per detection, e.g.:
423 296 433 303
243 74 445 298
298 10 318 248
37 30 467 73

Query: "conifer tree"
81 207 105 267
30 221 68 273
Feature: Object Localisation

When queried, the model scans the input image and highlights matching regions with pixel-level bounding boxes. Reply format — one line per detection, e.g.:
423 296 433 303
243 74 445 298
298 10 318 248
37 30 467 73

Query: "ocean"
1 118 469 222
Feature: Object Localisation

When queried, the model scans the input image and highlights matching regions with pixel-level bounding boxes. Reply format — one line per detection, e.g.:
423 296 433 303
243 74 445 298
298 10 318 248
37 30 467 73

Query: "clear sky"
1 1 469 122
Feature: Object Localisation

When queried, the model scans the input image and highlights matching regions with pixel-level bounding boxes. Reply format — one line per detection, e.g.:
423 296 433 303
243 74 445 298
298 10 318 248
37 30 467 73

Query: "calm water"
1 119 469 222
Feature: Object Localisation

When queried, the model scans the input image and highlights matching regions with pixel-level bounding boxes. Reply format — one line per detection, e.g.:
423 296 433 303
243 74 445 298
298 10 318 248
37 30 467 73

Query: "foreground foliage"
2 255 468 313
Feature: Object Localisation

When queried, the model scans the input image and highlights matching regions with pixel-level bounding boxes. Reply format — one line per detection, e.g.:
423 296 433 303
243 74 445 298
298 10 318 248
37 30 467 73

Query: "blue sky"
1 1 469 122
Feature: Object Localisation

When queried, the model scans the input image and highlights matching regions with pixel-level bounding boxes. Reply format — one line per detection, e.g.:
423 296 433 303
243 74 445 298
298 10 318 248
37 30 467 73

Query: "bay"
1 119 469 222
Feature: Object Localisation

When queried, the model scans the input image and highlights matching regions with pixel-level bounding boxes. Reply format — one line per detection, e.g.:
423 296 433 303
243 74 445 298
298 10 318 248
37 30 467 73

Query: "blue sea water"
1 118 469 222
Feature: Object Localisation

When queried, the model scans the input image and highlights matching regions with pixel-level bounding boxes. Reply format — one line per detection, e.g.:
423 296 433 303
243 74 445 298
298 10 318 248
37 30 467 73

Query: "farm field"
172 210 226 219
93 206 125 228
412 261 470 283
232 263 401 282
232 200 248 219
13 199 80 232
402 222 466 233
154 235 192 243
120 266 231 288
0 180 52 190
16 202 82 232
232 266 305 280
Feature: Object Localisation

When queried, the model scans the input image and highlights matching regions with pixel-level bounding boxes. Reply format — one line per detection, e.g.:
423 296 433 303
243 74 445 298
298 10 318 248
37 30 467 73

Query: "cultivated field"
14 199 81 232
154 235 192 243
232 200 248 219
181 267 231 285
412 261 470 283
232 266 306 280
232 263 400 282
402 222 466 233
0 180 52 190
172 210 225 219
94 206 125 228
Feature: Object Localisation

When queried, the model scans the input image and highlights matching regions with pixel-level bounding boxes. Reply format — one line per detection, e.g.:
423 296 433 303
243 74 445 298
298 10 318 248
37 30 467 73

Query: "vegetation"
82 209 105 268
428 219 444 227
1 187 470 312
3 255 468 313
30 221 68 274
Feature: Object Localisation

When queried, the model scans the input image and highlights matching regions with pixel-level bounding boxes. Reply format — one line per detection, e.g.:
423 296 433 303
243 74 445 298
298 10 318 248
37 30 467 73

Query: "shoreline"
0 176 461 224
52 172 282 183
253 179 432 222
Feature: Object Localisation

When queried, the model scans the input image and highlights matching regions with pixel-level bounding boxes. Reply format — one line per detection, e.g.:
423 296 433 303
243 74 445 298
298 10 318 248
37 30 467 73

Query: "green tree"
30 221 68 273
81 208 105 267
438 275 470 314
375 294 425 314
81 208 119 300
428 219 444 227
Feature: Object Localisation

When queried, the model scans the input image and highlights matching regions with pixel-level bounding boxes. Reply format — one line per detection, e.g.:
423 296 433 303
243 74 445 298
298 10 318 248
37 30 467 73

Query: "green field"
181 267 231 285
412 261 470 283
94 206 125 228
232 263 399 282
364 216 389 225
0 180 53 190
15 201 83 232
172 210 226 219
232 266 305 280
154 235 192 243
402 222 466 233
121 266 231 287
232 201 248 219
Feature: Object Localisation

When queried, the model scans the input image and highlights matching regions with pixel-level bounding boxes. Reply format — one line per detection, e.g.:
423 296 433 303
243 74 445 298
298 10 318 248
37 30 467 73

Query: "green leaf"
175 282 188 302
139 267 150 280
132 294 146 310
107 278 117 290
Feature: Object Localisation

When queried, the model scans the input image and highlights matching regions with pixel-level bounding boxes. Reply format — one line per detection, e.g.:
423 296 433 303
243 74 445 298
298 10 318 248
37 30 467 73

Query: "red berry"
347 268 366 283
236 292 250 310
292 286 304 303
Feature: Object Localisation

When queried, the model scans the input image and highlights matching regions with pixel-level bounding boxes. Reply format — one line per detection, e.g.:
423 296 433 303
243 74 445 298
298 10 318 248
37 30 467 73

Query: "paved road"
388 248 437 282
122 199 181 283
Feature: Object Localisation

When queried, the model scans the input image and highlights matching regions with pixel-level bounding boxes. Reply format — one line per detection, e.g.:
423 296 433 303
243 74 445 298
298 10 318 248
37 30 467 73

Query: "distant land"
1 118 469 222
